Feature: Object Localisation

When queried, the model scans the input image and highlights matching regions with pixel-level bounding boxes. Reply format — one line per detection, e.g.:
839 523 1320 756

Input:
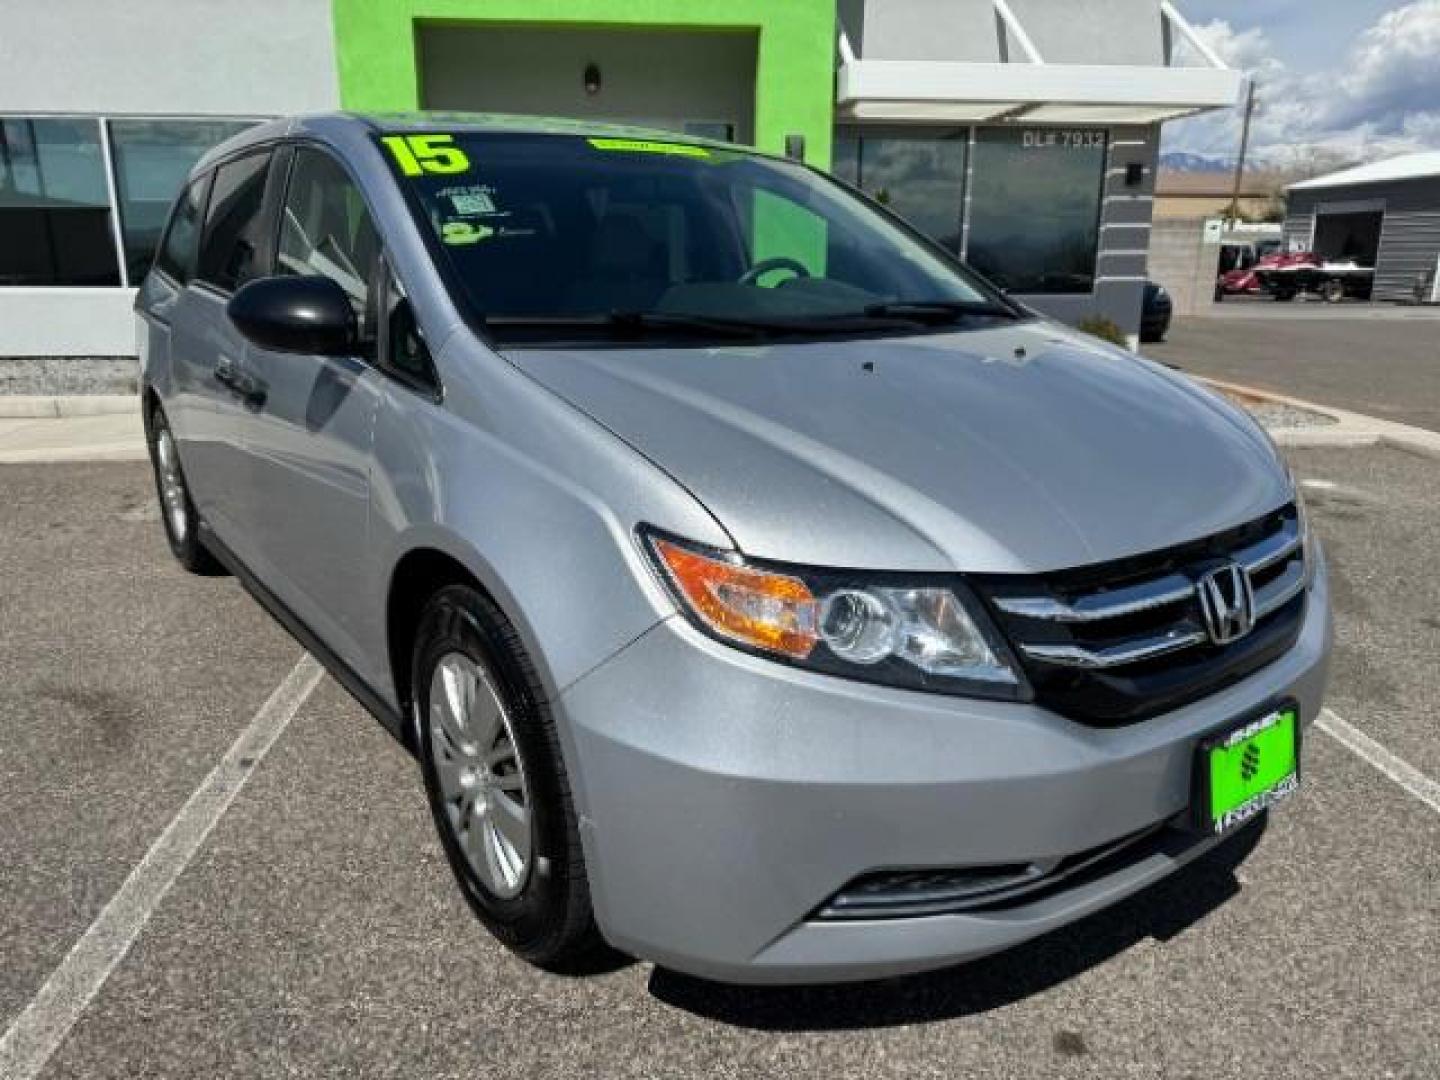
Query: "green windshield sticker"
587 137 711 158
382 134 471 177
441 221 494 246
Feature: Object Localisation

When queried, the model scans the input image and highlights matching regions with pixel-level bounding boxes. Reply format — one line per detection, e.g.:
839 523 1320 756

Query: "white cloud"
1164 1 1440 164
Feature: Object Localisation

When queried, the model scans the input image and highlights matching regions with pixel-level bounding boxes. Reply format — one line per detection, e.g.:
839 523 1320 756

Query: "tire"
1322 279 1346 303
412 584 603 970
145 405 225 575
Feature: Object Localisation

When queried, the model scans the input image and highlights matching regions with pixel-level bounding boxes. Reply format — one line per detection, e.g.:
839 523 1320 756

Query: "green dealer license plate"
1196 704 1300 835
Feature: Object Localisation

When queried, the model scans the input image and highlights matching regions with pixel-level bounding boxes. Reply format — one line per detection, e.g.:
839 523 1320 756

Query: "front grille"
974 505 1307 726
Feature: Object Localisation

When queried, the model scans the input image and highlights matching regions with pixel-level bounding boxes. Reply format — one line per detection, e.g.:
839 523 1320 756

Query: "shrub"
1077 316 1129 347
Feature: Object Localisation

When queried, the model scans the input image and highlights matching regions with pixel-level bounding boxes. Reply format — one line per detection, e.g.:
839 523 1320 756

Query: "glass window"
384 132 1001 344
966 128 1107 294
382 267 435 386
198 150 274 293
278 147 379 341
110 119 257 282
0 118 119 286
832 130 967 254
154 174 210 284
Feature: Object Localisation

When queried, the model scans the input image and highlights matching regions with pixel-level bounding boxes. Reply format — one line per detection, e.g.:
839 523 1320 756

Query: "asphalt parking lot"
1145 307 1440 433
2 453 1437 1079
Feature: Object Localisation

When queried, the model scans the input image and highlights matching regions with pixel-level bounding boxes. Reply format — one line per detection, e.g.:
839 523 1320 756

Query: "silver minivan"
137 114 1331 984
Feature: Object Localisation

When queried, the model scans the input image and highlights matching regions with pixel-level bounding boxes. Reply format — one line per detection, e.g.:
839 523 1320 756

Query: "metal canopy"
836 0 1242 125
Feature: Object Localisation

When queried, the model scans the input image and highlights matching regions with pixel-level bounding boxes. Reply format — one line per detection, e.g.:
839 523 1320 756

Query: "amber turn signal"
650 538 819 658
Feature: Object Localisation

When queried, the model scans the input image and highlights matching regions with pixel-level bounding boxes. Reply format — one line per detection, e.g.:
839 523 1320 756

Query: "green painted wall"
331 0 836 167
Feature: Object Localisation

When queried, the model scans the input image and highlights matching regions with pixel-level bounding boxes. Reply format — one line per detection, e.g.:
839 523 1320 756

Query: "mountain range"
1158 152 1239 173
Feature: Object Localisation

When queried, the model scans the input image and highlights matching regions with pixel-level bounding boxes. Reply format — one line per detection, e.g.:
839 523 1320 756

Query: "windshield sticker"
441 221 494 246
382 134 471 177
449 189 496 215
587 137 711 159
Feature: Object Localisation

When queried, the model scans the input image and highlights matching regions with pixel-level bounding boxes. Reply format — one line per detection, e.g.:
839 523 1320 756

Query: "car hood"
504 322 1292 573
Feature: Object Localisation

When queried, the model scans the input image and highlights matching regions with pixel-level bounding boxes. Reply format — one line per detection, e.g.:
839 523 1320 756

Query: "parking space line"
0 655 325 1080
1318 707 1440 815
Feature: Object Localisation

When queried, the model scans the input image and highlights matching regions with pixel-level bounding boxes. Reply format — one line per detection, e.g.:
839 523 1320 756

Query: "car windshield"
379 130 1015 343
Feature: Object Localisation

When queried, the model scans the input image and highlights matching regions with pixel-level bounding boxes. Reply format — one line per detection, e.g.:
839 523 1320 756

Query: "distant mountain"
1159 152 1236 173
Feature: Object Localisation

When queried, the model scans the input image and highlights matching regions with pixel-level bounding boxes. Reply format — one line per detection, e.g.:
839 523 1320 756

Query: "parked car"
1214 239 1285 299
138 114 1331 985
1140 280 1173 341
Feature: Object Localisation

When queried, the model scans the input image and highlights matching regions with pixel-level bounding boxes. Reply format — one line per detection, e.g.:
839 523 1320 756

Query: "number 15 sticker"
382 134 470 176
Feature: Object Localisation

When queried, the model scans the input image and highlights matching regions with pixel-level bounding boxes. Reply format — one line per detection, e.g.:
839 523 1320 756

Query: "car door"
235 144 385 681
165 150 277 553
137 171 212 480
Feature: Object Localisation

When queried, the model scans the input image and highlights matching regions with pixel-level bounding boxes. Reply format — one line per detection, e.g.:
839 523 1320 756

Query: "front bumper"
557 557 1331 984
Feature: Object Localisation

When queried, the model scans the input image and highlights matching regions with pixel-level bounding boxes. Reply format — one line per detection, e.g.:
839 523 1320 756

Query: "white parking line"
1318 707 1440 815
0 655 325 1080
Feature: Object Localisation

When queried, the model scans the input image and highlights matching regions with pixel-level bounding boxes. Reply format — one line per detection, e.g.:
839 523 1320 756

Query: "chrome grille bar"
992 572 1193 623
1235 517 1302 575
1018 626 1208 669
1004 513 1306 671
1253 559 1305 619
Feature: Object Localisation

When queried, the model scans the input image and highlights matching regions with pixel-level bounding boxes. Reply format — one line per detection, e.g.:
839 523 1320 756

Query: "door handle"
215 357 267 411
215 356 240 391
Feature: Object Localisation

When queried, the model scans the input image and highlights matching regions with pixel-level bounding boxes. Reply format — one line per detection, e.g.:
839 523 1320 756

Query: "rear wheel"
412 584 603 969
146 406 224 575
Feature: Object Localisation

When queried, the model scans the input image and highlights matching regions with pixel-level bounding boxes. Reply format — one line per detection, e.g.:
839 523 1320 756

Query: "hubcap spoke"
430 729 469 800
156 430 189 541
490 790 530 859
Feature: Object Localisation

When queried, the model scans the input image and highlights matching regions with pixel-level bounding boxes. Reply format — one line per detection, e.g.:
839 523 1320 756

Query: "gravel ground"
1244 400 1338 429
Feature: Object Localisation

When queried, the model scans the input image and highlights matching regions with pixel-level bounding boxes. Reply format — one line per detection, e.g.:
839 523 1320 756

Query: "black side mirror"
227 275 358 356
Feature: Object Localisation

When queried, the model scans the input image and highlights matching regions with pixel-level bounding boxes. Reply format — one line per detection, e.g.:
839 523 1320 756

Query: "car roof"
194 111 770 174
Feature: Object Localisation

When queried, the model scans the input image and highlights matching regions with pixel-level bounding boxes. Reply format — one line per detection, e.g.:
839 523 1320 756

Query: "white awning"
837 0 1243 126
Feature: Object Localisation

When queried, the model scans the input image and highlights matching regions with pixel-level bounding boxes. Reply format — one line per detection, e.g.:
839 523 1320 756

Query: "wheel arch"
384 539 562 745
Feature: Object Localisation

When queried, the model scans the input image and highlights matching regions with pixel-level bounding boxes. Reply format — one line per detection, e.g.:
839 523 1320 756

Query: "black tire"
145 405 225 575
1322 279 1346 303
412 584 603 970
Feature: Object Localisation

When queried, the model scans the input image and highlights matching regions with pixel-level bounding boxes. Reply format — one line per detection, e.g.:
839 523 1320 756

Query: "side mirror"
227 275 357 356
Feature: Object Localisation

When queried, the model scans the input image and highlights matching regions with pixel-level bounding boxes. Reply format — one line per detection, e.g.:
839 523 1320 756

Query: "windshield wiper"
485 311 774 340
860 299 1020 323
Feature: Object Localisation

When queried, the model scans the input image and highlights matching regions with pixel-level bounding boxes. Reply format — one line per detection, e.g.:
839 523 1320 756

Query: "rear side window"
153 174 210 285
198 151 273 293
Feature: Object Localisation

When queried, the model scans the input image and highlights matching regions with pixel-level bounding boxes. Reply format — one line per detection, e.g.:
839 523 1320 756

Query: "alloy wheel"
155 427 189 543
428 652 533 899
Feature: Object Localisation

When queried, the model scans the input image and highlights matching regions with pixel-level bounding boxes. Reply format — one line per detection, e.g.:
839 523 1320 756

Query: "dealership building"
0 0 1240 390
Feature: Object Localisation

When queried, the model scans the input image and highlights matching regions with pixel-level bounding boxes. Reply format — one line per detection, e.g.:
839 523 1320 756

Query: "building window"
109 119 257 283
832 130 966 254
0 118 119 287
966 128 1107 294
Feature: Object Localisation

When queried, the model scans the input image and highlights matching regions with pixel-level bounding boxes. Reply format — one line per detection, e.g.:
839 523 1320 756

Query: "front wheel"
413 584 603 970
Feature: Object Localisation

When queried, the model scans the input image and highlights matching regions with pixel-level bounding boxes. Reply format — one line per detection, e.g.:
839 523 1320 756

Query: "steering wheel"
738 256 811 286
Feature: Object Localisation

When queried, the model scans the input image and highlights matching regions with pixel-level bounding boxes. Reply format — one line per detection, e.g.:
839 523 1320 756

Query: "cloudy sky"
1164 0 1440 163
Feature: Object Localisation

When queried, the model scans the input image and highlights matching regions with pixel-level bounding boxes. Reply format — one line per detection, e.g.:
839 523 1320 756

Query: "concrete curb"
0 395 140 419
1196 376 1440 461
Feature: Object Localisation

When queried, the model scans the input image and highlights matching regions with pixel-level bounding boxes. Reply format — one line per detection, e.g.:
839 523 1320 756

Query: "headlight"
643 531 1027 699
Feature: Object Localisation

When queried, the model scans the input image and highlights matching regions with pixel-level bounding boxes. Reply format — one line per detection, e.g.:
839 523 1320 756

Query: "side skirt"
198 521 415 755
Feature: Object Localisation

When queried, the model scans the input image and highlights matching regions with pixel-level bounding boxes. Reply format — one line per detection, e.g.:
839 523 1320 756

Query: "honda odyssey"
136 114 1331 984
